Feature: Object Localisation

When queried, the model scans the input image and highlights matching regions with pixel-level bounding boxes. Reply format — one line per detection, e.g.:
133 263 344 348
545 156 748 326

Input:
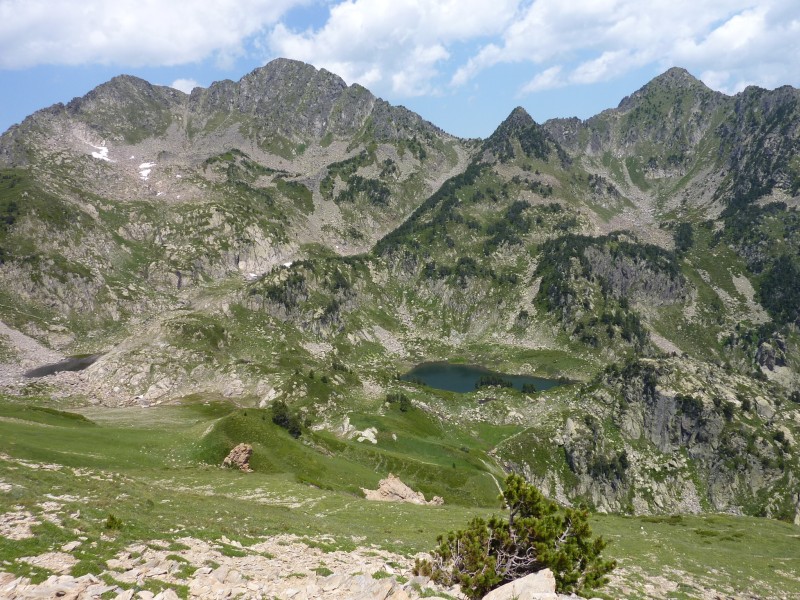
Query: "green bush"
414 474 615 599
759 254 800 325
674 222 694 254
271 400 302 438
105 513 123 530
386 392 412 412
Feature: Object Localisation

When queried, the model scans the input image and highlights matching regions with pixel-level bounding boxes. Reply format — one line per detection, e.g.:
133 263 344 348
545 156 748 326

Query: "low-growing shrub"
414 474 615 599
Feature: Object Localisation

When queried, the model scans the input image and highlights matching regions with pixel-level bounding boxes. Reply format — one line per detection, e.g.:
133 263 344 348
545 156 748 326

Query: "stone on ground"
222 443 253 472
361 473 444 505
482 569 558 600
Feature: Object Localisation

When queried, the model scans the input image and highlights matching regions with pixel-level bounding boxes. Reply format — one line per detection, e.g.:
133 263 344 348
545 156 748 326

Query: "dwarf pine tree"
414 474 615 599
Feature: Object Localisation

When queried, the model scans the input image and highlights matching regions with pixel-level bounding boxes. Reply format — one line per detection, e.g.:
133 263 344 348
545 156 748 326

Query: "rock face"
362 474 444 505
756 336 787 370
222 443 253 472
482 569 558 600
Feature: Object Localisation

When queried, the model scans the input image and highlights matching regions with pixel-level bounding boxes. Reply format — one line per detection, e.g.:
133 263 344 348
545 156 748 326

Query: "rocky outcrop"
583 245 686 306
222 443 253 472
550 356 797 517
361 474 444 505
756 335 787 370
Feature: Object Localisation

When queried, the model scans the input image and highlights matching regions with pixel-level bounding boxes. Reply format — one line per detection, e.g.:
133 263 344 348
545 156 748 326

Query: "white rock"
481 569 558 600
211 565 229 582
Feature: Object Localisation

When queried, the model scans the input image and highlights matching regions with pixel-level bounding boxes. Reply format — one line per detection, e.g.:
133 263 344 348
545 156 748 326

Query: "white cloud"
1 0 797 108
266 0 519 96
519 66 564 93
170 78 200 94
569 50 646 85
452 0 799 96
670 4 800 93
0 0 308 68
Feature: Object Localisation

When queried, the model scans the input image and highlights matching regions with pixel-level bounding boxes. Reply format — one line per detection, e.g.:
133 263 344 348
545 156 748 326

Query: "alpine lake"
400 362 564 394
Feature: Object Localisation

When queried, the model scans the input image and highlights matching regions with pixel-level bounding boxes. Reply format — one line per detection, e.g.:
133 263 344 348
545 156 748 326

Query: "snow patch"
89 142 112 162
139 162 156 180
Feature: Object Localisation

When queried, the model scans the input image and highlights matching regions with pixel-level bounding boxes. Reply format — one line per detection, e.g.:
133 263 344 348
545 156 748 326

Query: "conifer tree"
415 474 615 599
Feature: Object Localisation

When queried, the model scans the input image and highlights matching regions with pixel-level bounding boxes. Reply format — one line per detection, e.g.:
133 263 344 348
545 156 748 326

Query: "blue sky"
1 0 798 139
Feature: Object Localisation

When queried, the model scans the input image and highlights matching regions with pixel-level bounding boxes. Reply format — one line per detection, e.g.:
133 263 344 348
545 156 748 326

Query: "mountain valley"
1 59 800 599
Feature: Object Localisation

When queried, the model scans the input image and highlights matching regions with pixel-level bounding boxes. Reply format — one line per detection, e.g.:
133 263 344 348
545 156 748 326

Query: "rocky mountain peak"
482 105 559 163
67 74 183 113
502 106 536 129
651 66 702 87
617 66 719 111
236 57 350 103
186 57 377 140
60 73 184 143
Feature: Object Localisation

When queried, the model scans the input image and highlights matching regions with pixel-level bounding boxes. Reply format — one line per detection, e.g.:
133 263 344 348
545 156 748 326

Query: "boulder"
222 443 253 472
756 339 786 371
361 473 444 505
481 569 558 600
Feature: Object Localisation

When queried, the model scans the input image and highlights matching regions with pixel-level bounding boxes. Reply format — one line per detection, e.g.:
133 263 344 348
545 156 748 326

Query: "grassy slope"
1 397 798 598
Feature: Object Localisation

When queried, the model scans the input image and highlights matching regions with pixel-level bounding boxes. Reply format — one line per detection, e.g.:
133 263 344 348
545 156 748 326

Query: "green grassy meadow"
1 396 799 598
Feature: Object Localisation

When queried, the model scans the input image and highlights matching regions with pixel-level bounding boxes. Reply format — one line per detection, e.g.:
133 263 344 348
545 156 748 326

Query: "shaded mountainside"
1 61 800 523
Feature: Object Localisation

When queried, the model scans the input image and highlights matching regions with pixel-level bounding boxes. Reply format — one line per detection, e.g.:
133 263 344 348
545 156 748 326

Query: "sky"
0 0 798 139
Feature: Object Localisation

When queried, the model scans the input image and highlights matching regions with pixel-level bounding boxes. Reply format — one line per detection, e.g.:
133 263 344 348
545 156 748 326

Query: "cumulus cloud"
266 0 519 96
2 0 797 104
454 0 799 96
0 0 307 69
519 66 563 93
170 78 200 94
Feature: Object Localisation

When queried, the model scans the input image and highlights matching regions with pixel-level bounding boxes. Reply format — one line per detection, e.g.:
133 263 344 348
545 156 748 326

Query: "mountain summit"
617 66 718 110
482 106 564 163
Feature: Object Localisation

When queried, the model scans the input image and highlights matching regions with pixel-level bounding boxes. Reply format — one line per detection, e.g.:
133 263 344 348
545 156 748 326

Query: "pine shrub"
414 474 615 599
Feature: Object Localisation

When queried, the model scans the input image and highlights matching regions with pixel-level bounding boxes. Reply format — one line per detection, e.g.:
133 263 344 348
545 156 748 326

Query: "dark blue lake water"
24 354 101 378
401 362 562 394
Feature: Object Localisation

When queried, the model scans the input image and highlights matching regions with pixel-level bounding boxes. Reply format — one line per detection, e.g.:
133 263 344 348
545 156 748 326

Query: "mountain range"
1 57 799 526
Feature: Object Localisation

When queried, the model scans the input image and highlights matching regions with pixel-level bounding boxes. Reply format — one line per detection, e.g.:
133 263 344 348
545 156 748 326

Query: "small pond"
400 362 563 394
24 354 102 378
